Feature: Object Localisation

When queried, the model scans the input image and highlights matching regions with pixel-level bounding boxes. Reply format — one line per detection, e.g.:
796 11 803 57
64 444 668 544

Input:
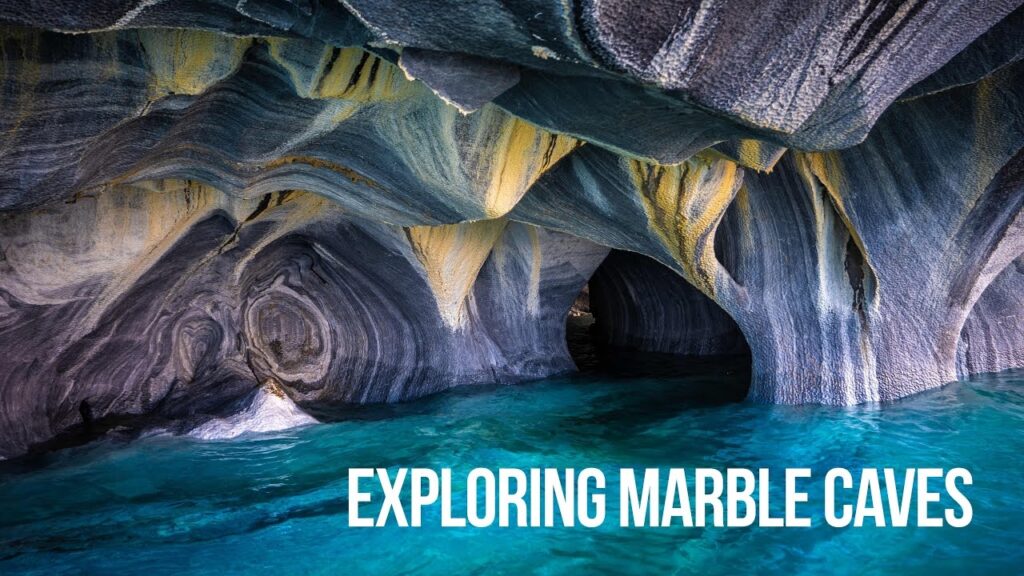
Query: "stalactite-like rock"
766 63 1024 402
510 145 738 281
0 30 577 222
720 63 1024 403
406 220 509 328
515 146 886 403
513 59 1024 404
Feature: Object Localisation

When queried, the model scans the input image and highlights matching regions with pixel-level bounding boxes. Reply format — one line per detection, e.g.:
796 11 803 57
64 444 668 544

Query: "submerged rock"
188 382 317 440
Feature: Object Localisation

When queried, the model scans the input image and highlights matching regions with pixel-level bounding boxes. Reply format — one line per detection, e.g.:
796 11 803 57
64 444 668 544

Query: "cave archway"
957 256 1024 378
565 250 751 402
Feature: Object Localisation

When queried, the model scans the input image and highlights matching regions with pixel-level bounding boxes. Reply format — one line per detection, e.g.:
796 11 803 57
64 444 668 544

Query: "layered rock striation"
0 1 1022 457
0 183 605 456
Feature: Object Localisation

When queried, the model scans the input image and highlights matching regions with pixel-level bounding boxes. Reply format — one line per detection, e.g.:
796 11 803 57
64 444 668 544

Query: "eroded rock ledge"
0 1 1022 457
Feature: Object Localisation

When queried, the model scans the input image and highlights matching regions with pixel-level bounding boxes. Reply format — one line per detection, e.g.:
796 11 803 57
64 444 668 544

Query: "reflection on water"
1 362 1022 575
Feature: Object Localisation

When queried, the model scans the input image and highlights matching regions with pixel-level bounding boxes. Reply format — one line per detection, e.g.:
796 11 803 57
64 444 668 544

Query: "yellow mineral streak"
734 139 788 173
731 184 756 254
314 47 424 102
705 140 784 173
388 104 578 220
797 152 873 268
631 153 741 296
75 181 260 337
140 29 251 97
265 38 334 98
736 140 764 169
482 117 580 218
405 219 508 328
796 152 881 310
803 155 841 308
968 73 1002 204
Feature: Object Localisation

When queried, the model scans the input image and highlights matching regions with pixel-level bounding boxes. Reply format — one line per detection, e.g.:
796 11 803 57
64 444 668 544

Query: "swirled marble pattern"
0 184 606 457
511 58 1024 405
0 2 1023 456
0 30 578 221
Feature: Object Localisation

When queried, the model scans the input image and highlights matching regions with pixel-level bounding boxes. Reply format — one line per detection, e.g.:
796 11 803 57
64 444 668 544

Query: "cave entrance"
565 283 600 372
565 250 752 403
957 257 1024 378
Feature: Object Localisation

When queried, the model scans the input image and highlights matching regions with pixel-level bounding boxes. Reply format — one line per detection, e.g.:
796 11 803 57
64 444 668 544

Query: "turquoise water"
1 366 1022 575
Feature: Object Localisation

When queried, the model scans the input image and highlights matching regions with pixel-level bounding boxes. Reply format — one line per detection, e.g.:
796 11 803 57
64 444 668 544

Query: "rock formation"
958 256 1024 377
0 183 605 456
0 1 1022 457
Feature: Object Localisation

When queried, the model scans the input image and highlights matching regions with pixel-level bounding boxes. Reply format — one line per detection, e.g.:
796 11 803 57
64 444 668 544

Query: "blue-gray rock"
0 2 1023 458
0 183 606 457
957 256 1024 377
399 48 521 113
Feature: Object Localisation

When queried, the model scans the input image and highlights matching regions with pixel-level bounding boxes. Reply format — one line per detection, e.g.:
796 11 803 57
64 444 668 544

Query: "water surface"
1 366 1022 575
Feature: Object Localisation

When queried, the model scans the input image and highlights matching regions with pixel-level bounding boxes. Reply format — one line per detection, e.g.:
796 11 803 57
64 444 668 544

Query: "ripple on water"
0 370 1022 575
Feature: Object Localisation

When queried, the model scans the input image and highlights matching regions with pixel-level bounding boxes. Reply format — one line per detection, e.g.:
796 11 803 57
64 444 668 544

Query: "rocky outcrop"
0 183 605 457
513 58 1024 404
0 1 1022 456
344 0 1018 157
0 1 370 43
958 256 1024 377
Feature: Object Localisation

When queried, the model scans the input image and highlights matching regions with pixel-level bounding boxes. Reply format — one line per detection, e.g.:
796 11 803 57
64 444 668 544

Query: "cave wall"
0 1 1023 456
0 184 605 457
958 256 1024 377
511 58 1024 405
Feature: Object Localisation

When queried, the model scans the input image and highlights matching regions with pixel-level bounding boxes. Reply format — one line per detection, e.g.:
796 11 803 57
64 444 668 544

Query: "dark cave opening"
565 250 752 404
565 283 601 372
